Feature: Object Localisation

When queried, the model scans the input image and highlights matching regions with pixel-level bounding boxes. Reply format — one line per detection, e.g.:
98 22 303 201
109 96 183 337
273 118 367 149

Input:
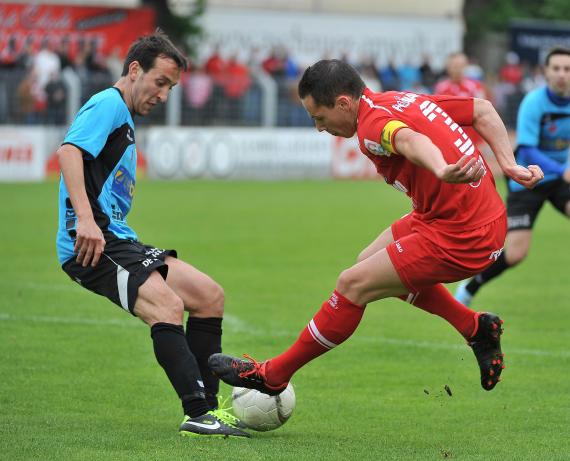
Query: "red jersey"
356 88 505 239
434 78 487 145
434 78 486 99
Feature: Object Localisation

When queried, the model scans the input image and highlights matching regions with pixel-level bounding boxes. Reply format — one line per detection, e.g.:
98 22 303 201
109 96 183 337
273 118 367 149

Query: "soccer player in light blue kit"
456 46 570 305
56 31 248 437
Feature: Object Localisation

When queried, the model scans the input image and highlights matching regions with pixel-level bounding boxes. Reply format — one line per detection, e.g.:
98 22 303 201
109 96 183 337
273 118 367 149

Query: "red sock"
400 284 477 338
265 290 365 386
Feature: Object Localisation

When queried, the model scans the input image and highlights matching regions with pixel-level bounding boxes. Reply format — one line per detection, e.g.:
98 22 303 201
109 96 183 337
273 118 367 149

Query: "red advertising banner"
0 4 155 61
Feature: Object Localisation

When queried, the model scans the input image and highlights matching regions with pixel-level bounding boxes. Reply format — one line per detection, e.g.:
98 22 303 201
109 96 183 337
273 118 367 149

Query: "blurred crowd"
0 35 123 125
0 36 546 128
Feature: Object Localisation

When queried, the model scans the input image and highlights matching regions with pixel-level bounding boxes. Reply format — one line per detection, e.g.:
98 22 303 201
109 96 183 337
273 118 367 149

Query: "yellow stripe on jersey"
380 120 408 154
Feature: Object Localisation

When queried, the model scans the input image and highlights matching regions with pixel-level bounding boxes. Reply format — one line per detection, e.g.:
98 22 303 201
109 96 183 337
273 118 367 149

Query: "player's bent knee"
205 283 225 317
154 296 185 324
356 249 369 264
506 250 527 266
505 244 529 266
336 268 365 297
136 289 185 326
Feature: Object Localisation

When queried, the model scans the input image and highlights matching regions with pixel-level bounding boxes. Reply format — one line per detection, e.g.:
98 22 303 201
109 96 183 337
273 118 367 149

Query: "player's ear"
336 95 352 111
128 61 142 80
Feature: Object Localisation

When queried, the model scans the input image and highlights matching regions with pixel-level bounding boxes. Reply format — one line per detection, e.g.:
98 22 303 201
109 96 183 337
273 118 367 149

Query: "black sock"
466 252 510 295
150 322 210 417
186 317 222 409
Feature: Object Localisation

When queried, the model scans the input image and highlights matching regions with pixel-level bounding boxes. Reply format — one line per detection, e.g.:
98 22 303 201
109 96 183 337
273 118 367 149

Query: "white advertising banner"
0 127 47 181
145 128 334 180
201 7 462 69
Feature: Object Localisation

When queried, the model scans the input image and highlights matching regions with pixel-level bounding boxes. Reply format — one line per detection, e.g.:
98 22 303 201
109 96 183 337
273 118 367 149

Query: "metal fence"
0 68 314 128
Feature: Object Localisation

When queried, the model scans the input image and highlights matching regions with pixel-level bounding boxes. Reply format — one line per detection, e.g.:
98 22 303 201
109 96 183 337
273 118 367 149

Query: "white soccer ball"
231 383 296 432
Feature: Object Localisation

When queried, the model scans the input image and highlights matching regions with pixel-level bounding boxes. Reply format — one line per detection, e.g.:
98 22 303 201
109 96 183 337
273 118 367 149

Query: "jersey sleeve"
517 145 565 176
63 93 121 159
360 114 409 156
515 93 541 147
429 95 474 126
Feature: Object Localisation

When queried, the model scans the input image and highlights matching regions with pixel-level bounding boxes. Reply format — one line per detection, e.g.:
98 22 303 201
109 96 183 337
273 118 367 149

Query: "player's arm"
471 98 543 188
517 145 566 176
57 144 105 267
393 127 486 184
514 94 570 181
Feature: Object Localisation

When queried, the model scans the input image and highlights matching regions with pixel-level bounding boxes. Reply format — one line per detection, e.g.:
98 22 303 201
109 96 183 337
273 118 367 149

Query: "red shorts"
386 212 507 293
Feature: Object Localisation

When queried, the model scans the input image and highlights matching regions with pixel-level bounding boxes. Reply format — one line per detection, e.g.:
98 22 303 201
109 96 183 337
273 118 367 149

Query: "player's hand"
74 218 106 267
504 164 544 189
563 167 570 184
436 155 486 184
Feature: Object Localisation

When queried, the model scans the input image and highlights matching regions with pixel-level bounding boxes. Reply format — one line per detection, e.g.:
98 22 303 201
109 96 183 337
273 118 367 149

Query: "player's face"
131 56 181 116
545 54 570 97
301 95 357 138
446 54 467 82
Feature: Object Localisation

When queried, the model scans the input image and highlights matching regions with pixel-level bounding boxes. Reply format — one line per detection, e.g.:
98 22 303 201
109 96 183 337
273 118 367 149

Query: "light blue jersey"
511 86 570 191
56 88 138 264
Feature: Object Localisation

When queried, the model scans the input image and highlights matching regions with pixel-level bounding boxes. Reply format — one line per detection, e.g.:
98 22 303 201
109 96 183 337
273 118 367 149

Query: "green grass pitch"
1 179 569 460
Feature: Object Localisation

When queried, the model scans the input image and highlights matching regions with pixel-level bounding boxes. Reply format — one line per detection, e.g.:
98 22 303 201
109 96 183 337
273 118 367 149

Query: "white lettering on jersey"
489 248 504 261
395 240 404 253
418 99 487 186
419 100 475 156
392 93 419 113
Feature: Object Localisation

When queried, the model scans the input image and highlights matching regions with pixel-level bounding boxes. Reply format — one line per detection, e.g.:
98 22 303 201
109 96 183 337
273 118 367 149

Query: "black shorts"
62 234 177 315
506 179 570 231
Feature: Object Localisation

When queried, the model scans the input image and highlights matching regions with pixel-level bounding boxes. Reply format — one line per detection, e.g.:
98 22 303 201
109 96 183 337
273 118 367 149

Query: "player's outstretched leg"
208 353 288 396
179 409 250 438
467 312 505 390
210 290 365 395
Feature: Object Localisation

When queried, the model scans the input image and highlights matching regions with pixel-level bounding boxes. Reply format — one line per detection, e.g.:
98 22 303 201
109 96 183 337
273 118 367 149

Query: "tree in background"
463 0 570 54
142 0 206 58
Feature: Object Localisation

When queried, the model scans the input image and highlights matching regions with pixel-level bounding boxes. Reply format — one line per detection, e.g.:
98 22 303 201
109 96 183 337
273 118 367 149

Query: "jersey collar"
546 87 570 106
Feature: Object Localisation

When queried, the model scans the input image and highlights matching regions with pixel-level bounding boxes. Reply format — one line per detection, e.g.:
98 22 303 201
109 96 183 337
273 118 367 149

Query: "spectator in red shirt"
499 52 523 86
435 52 500 176
223 55 251 99
204 44 226 85
262 46 286 77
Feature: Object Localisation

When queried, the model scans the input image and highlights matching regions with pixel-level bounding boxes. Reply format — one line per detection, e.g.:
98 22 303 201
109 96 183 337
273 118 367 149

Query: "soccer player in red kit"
209 60 543 395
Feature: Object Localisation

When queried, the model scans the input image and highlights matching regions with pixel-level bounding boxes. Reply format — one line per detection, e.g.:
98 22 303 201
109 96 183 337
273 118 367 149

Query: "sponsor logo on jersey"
141 258 158 268
489 247 504 261
395 240 404 253
508 214 531 229
392 93 419 113
328 292 339 309
364 138 389 156
145 247 164 258
111 166 135 221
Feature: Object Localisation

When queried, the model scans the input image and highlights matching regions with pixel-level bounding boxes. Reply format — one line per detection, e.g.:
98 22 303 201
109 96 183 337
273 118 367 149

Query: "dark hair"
298 59 365 108
545 46 570 66
121 30 188 76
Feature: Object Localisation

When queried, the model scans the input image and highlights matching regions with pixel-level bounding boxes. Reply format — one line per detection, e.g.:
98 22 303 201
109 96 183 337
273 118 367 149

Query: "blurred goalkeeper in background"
56 31 248 438
455 46 570 306
209 59 543 397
